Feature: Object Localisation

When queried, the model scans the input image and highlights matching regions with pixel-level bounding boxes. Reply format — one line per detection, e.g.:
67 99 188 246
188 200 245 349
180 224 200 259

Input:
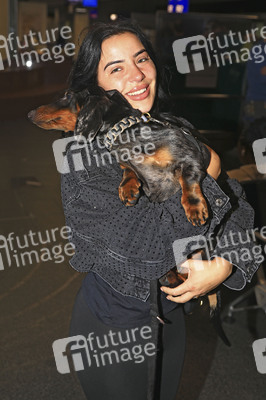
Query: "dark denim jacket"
61 138 260 301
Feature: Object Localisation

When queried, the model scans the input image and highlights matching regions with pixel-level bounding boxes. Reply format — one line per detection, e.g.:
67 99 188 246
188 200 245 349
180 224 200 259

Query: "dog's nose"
28 109 36 120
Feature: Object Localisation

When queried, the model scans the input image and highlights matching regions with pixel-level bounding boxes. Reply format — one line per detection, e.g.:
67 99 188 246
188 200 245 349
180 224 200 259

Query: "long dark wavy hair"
68 20 169 112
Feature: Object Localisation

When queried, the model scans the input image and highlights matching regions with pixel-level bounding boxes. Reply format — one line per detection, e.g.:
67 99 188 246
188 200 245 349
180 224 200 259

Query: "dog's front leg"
118 165 141 206
178 176 208 226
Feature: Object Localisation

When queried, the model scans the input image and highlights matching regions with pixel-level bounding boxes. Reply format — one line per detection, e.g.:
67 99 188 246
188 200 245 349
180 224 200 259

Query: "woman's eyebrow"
103 49 147 71
104 59 124 71
133 49 146 58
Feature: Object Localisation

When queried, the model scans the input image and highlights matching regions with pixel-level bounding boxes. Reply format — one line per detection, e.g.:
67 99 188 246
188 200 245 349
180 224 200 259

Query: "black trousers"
69 289 186 400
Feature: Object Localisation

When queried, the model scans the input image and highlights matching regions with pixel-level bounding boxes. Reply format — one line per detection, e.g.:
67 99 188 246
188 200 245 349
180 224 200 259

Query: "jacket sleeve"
209 170 261 290
175 117 261 290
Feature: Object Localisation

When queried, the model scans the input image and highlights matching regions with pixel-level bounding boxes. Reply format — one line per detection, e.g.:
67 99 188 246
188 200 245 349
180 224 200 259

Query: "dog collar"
104 113 172 151
104 113 151 151
104 113 201 154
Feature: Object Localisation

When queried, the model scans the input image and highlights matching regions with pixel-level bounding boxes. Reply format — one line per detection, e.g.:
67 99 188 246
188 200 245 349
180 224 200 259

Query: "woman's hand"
205 145 221 180
160 257 233 303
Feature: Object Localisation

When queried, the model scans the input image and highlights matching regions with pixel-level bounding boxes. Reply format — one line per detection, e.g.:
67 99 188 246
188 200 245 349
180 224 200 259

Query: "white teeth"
127 87 147 96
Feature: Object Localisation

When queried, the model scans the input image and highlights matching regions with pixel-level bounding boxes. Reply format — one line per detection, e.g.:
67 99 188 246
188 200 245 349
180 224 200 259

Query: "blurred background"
1 1 266 399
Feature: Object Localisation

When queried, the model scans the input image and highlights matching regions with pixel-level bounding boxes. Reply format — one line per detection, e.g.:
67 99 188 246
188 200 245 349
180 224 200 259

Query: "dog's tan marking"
143 147 173 167
118 165 141 206
208 293 217 310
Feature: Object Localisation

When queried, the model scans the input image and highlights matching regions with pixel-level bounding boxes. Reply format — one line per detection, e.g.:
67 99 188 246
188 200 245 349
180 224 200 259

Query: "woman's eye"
111 67 122 74
138 56 149 63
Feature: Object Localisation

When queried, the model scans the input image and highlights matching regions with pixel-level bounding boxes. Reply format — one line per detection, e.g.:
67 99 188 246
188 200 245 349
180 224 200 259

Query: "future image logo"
53 327 156 373
0 26 75 70
172 234 210 268
172 228 265 271
172 35 211 74
252 338 266 374
52 126 156 174
52 135 89 174
53 335 91 374
252 138 266 174
173 26 266 74
0 226 74 270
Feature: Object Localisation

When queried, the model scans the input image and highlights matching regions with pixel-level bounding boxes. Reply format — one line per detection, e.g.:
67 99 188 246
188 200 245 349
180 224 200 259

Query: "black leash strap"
147 279 165 400
201 243 231 347
210 291 231 347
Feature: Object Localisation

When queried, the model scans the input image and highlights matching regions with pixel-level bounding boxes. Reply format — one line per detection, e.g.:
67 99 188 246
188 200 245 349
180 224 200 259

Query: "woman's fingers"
161 280 206 302
165 292 195 304
161 279 191 297
160 257 233 303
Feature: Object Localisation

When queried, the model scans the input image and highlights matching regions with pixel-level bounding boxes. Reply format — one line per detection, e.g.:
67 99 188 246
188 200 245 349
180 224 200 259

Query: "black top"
82 271 178 328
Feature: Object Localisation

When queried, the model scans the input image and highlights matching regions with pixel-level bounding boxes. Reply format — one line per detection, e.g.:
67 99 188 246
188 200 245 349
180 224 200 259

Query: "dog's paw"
182 197 209 226
118 179 141 206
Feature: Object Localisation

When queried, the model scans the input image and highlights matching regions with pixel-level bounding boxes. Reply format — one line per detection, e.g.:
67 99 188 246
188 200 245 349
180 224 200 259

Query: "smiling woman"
62 20 260 400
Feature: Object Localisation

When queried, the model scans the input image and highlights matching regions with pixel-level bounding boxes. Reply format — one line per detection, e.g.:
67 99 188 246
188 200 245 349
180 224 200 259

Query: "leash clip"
141 112 151 123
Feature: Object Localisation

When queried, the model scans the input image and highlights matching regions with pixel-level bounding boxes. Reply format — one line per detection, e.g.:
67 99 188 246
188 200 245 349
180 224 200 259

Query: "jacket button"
215 198 224 207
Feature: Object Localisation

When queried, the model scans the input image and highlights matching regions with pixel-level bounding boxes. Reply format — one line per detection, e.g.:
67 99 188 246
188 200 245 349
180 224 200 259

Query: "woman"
61 21 259 400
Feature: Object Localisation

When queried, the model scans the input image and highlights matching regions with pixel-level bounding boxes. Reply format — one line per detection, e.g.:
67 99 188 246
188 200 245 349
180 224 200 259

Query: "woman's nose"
128 64 145 82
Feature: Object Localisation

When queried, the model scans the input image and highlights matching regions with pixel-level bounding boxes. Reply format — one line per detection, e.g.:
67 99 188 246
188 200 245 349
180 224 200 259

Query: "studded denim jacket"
61 136 260 301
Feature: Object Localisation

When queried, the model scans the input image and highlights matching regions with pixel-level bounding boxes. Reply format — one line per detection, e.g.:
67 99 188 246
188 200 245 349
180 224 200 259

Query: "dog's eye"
62 92 70 100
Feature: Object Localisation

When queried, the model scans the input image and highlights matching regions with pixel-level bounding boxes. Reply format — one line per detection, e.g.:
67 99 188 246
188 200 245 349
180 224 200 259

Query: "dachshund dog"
29 90 210 225
28 90 222 315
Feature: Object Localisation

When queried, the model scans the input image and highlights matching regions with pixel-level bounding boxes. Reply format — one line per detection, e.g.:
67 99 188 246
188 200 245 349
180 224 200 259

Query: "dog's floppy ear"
102 89 142 126
74 94 111 140
105 89 138 114
105 89 131 106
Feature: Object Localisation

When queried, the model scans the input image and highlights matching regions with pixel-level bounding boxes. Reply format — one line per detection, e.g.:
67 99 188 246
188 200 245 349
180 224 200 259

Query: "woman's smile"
126 84 150 101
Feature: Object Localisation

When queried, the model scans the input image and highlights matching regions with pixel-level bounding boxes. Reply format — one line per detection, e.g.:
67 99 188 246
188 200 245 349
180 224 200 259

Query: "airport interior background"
1 1 266 399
